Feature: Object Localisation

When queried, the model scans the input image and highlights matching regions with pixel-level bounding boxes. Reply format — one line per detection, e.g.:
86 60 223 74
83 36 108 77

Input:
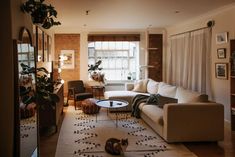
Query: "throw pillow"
175 87 208 103
147 79 159 94
158 82 177 98
132 79 148 93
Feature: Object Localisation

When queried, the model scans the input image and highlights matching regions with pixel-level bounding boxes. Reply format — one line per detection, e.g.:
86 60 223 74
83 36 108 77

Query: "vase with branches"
88 60 105 83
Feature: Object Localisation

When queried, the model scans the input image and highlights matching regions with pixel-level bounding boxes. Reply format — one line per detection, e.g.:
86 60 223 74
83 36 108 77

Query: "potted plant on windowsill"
21 0 61 29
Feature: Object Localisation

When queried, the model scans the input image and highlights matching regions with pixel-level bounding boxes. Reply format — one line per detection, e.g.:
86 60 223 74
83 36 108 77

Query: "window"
88 41 139 81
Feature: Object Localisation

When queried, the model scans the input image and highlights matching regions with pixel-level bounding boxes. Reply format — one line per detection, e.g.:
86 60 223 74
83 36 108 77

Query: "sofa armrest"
163 103 224 142
125 83 134 91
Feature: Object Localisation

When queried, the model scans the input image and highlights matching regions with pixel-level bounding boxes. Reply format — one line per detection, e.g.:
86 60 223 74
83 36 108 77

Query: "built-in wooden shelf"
230 39 235 131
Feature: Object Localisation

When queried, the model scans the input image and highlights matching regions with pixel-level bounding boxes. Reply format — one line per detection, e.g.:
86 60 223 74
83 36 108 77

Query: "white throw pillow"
132 79 149 93
175 87 208 103
157 82 177 98
147 79 159 94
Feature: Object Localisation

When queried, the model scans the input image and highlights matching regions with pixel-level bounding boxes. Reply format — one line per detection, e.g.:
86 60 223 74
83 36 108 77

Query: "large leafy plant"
21 0 61 29
20 63 59 109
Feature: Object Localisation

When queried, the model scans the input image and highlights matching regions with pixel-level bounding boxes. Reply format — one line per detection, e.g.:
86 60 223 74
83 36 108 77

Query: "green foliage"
20 63 59 109
21 0 61 29
88 60 103 72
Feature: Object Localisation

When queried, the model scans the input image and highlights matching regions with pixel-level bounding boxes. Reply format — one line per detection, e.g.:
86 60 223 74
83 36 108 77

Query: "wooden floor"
40 105 235 157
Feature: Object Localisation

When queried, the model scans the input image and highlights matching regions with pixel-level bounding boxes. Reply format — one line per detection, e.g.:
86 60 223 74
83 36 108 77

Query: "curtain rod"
170 26 210 37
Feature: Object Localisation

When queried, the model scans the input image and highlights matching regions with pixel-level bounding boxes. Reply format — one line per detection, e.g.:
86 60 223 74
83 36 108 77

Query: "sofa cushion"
140 105 164 126
147 79 159 94
175 87 208 103
132 79 149 93
157 82 177 98
104 90 150 104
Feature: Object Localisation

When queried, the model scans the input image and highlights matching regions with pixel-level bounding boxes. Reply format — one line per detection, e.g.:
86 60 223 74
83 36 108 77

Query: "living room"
1 0 235 157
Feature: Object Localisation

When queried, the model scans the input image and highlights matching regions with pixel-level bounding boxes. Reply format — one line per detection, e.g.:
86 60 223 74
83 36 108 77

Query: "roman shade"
88 34 140 41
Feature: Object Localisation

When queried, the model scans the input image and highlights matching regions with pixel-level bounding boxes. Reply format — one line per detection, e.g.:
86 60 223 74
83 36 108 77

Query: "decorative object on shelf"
217 48 226 59
59 50 75 69
215 63 228 79
216 32 228 44
127 72 132 80
88 60 105 83
21 0 61 29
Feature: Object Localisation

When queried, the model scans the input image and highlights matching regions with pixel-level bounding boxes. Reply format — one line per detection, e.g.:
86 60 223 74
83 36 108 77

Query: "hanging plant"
21 0 61 29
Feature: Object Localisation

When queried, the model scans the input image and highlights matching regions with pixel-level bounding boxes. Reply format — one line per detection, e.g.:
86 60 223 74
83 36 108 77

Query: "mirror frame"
14 27 39 157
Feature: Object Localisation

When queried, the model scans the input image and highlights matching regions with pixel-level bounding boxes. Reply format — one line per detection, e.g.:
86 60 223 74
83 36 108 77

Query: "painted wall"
0 0 34 156
166 4 235 121
54 34 81 95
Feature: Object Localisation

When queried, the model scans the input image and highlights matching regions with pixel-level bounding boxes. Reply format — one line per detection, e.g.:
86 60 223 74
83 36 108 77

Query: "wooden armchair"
66 80 93 110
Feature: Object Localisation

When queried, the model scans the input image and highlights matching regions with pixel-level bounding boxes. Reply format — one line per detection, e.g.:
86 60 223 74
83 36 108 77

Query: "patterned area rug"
55 106 197 157
20 115 37 157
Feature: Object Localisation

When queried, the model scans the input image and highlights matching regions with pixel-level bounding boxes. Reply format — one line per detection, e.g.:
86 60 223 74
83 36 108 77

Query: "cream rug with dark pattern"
55 106 197 157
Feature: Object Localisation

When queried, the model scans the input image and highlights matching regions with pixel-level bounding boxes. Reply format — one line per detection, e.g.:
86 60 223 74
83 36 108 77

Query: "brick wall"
148 34 163 81
54 34 80 95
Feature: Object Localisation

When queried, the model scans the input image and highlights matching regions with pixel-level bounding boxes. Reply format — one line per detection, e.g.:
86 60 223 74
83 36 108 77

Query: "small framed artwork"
216 32 228 44
215 63 228 79
60 50 75 69
217 48 226 59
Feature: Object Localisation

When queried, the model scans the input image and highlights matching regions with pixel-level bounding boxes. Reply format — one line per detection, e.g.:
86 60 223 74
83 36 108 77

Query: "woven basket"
81 98 100 114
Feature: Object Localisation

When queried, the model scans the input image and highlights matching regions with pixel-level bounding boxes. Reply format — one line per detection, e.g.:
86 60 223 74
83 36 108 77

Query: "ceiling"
47 0 235 31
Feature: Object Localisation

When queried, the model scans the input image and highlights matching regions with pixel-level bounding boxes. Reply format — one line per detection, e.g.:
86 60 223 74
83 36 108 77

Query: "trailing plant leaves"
20 63 60 110
21 0 61 29
20 86 31 96
22 95 35 105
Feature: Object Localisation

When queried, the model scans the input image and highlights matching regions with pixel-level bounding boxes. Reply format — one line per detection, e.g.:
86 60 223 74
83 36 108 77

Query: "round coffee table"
96 99 128 127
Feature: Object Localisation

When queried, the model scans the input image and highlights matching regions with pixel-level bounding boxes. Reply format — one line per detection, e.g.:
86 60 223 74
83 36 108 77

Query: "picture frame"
216 32 228 44
215 63 228 79
217 48 226 59
60 50 75 69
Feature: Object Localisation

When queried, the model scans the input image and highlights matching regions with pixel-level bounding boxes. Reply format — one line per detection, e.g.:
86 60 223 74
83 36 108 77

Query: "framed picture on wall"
216 32 228 44
60 50 75 69
215 63 228 79
217 48 226 59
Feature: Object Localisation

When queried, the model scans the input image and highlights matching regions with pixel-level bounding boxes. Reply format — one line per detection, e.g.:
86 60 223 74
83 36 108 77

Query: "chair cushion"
75 93 93 100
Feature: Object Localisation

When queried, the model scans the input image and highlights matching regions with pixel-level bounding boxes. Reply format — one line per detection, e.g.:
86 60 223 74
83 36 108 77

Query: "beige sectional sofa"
104 79 224 142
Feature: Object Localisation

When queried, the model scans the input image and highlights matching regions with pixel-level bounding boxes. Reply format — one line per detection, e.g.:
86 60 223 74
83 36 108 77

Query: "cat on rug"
105 138 128 155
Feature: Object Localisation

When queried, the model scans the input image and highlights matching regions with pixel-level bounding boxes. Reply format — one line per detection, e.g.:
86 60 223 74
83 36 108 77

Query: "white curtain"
167 28 212 94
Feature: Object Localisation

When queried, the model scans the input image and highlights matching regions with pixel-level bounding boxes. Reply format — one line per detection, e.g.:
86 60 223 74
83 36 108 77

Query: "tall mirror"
14 27 38 157
37 27 43 62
